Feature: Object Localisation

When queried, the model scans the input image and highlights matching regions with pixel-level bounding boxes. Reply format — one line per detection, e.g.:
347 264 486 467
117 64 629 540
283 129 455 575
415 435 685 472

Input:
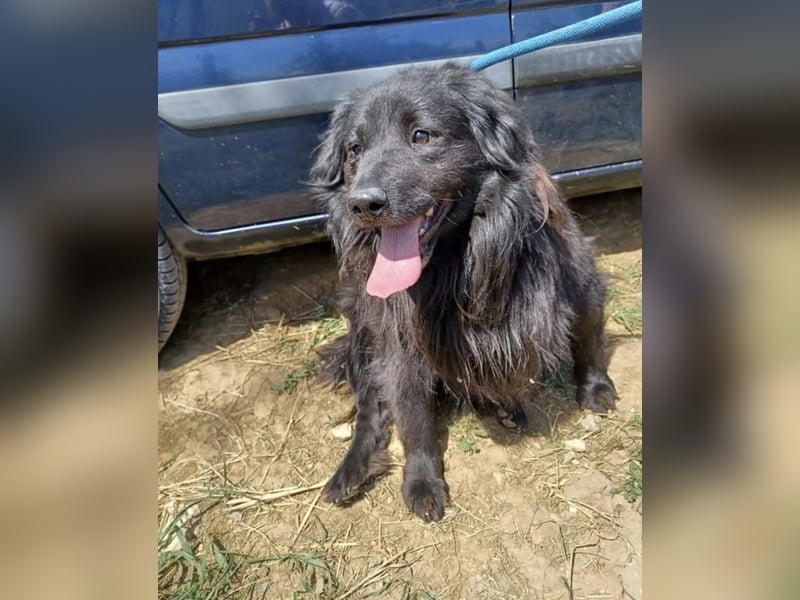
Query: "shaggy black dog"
310 64 616 522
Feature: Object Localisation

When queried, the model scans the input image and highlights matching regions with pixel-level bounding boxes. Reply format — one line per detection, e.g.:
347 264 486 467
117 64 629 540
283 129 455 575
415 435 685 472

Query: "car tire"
158 227 187 351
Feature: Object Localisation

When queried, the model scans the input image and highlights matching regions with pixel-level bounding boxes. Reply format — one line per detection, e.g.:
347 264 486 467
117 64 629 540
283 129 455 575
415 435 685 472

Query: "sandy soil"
158 189 642 599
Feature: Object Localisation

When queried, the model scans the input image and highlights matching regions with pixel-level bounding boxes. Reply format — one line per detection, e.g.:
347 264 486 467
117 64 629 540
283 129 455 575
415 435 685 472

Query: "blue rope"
469 1 642 72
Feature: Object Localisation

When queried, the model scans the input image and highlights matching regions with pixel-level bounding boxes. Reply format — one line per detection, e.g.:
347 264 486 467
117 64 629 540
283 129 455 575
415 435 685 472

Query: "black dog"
310 64 616 522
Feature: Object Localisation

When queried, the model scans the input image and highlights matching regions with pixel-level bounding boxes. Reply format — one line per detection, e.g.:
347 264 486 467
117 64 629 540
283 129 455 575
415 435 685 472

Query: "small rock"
611 494 628 514
497 407 509 419
253 401 271 419
563 438 587 452
500 418 518 429
568 505 578 514
579 414 600 432
330 423 353 440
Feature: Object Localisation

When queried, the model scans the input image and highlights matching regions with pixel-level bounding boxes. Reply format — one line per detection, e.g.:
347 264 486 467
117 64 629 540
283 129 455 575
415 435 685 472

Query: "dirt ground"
158 189 642 599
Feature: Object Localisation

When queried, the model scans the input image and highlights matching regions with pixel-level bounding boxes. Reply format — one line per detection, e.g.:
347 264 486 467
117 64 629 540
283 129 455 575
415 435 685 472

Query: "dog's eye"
349 144 363 156
412 130 431 145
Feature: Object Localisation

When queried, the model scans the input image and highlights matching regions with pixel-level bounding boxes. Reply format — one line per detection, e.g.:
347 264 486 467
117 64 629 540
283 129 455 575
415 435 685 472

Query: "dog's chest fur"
363 256 545 404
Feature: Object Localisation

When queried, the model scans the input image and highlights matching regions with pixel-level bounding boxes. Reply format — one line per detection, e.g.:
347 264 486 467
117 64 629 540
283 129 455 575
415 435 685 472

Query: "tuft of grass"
613 460 642 503
612 432 642 503
606 258 642 335
271 357 321 395
450 413 489 455
308 315 348 347
158 504 268 599
158 505 440 599
456 433 481 455
612 305 642 335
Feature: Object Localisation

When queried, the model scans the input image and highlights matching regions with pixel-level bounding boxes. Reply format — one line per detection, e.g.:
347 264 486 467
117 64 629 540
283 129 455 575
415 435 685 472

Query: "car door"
510 1 642 188
158 1 510 234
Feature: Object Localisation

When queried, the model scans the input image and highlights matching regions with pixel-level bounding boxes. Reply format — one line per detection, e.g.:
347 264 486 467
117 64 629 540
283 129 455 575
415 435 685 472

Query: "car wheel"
158 227 187 351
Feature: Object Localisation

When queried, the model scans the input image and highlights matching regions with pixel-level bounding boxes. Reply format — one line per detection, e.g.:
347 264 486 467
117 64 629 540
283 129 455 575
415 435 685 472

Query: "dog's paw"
577 377 617 414
497 407 528 431
402 477 449 522
323 456 370 505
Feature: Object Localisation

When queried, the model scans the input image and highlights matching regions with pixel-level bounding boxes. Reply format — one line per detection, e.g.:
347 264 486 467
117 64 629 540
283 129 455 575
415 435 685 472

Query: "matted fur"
310 64 616 522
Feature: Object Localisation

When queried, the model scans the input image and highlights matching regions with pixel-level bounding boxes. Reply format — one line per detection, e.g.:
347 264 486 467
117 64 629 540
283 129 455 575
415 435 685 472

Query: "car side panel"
158 8 510 232
511 0 642 172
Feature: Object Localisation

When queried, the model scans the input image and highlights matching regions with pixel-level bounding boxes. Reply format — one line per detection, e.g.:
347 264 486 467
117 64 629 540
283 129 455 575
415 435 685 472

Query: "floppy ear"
466 175 530 319
309 99 353 188
457 77 537 173
467 168 564 321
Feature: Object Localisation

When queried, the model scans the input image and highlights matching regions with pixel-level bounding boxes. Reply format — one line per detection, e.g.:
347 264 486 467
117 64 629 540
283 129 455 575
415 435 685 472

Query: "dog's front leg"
387 364 449 522
324 337 391 504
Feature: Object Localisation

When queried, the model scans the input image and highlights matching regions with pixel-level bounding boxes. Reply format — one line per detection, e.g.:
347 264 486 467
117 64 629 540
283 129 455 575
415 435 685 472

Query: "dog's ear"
468 167 563 320
457 77 536 173
310 99 353 188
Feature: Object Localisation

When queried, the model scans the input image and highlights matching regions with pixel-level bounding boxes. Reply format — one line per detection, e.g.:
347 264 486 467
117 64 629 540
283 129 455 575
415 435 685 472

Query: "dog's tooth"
419 227 425 236
425 207 434 217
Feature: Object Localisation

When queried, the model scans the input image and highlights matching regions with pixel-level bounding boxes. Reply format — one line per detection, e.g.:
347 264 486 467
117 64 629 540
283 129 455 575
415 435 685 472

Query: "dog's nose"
348 188 387 217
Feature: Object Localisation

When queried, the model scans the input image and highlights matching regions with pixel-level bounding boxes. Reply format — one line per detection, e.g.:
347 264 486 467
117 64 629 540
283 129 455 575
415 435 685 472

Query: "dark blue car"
157 0 642 349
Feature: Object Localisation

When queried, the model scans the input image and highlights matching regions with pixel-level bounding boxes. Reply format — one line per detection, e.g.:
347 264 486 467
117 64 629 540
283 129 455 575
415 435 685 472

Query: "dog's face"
311 64 536 298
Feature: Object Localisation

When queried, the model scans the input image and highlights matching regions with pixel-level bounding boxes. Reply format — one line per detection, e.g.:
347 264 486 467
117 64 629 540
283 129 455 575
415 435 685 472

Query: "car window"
159 0 506 44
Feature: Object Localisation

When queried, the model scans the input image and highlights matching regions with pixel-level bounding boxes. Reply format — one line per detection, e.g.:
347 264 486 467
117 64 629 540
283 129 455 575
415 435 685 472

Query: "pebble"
579 414 600 432
497 408 509 419
611 494 628 514
330 423 353 440
500 418 518 429
563 438 587 452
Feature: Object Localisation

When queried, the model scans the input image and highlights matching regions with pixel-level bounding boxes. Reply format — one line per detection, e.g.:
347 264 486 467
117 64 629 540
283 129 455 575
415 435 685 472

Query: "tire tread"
158 228 187 351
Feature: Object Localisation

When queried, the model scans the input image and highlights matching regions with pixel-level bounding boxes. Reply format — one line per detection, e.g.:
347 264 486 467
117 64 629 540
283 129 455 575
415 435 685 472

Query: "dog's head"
310 64 538 298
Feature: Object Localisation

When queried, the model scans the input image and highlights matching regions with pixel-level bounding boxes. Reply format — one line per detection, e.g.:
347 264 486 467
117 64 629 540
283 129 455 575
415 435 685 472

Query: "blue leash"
469 1 642 72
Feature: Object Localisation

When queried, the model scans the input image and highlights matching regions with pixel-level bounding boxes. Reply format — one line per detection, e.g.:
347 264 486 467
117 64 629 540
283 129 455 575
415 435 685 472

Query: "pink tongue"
366 217 423 298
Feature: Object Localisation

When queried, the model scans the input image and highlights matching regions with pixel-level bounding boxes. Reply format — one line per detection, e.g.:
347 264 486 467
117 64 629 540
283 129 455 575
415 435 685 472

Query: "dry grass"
159 379 642 598
605 258 643 336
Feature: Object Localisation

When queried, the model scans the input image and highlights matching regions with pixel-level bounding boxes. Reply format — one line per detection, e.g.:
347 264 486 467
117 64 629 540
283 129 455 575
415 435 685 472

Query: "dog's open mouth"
418 199 450 248
366 199 452 299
